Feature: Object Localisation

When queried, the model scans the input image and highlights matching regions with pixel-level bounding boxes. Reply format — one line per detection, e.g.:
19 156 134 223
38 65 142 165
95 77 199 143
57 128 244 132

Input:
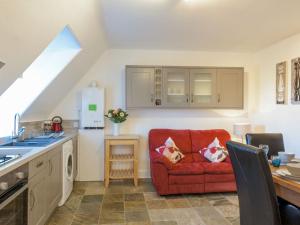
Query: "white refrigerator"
77 86 105 181
77 129 104 181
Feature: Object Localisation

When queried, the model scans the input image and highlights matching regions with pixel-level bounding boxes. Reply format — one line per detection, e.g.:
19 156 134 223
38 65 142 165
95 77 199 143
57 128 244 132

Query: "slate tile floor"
47 180 240 225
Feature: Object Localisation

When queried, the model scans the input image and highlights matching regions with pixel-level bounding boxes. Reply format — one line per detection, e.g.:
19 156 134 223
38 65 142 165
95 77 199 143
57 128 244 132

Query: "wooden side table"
104 135 139 187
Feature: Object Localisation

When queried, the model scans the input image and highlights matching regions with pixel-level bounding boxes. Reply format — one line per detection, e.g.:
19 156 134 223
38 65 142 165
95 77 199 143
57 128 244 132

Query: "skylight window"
0 26 81 137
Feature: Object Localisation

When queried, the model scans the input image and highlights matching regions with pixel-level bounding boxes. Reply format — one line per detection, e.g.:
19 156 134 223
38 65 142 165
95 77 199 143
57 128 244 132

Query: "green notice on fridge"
88 104 97 111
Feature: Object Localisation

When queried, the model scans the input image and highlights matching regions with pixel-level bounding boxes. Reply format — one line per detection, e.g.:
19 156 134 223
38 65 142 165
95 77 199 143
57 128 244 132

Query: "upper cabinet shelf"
126 66 244 109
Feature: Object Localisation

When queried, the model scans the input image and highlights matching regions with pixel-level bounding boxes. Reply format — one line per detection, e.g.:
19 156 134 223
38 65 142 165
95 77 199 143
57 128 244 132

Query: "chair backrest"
226 141 281 225
245 133 285 158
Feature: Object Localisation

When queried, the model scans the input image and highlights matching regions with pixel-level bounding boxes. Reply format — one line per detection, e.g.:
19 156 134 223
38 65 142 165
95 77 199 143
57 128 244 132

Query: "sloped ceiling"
101 0 300 52
0 0 108 121
3 0 300 122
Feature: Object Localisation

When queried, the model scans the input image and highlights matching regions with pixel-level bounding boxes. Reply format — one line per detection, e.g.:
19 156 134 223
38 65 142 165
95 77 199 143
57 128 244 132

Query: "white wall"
251 33 300 156
52 49 257 177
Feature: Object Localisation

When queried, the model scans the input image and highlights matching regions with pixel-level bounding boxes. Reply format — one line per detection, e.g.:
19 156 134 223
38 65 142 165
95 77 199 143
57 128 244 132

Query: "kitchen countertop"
0 132 78 177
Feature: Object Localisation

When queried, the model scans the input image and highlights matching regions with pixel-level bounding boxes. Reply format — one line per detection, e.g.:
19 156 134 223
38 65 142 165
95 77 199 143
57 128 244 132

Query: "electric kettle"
51 116 63 132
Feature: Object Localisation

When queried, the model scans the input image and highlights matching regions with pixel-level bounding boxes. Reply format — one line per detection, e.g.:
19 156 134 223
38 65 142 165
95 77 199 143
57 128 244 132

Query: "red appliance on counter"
51 116 63 132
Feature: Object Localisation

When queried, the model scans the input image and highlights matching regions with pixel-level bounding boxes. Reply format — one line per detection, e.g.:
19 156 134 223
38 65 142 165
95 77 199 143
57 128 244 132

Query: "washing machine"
58 140 73 206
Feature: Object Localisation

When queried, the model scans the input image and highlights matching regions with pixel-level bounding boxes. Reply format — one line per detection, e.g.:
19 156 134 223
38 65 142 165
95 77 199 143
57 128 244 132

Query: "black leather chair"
226 141 300 225
245 133 285 159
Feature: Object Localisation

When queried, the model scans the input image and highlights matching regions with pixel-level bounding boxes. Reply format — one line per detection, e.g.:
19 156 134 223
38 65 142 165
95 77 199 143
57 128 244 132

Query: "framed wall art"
291 57 300 104
276 61 287 104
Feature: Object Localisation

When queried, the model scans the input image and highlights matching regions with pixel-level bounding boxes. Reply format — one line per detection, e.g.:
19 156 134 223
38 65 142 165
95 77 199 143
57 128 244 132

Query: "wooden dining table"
270 165 300 207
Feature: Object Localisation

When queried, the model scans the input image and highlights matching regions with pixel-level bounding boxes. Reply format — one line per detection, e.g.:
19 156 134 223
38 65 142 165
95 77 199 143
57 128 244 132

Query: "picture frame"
276 61 287 104
291 57 300 104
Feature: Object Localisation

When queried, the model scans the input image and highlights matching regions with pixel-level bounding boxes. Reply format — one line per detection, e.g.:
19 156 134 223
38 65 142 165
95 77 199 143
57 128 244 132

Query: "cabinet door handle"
36 161 43 168
186 94 189 103
218 94 221 103
30 190 35 210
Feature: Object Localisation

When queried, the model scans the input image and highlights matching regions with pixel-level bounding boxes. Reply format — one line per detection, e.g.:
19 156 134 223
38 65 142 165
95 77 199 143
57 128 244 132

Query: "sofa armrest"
150 151 173 170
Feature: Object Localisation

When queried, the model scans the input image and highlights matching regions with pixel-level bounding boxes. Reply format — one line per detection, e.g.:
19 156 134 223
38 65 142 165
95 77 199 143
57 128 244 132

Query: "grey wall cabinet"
163 68 190 107
46 146 62 217
126 67 155 108
28 166 47 225
190 68 217 107
125 66 244 109
216 68 244 108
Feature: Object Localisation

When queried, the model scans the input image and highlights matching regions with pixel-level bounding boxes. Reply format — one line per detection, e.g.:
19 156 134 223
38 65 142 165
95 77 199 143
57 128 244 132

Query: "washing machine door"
66 153 73 181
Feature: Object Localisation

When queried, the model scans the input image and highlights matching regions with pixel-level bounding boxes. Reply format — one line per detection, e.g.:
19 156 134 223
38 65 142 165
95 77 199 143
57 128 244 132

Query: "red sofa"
149 129 237 195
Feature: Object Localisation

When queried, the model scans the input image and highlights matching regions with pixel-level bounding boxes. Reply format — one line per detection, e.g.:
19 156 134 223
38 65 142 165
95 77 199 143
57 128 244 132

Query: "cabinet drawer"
29 153 48 179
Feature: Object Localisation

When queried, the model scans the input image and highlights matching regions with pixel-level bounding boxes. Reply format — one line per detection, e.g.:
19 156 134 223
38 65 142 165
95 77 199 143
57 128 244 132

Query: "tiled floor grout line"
48 181 239 225
97 192 103 225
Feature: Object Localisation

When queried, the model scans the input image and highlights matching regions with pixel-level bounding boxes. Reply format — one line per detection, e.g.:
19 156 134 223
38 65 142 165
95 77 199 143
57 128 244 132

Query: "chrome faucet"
12 113 26 141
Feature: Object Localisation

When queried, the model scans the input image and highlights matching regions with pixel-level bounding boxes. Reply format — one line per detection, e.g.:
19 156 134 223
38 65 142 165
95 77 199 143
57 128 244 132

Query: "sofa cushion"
150 150 173 169
149 129 192 154
203 162 234 174
205 174 235 183
205 182 236 193
169 175 204 184
169 162 204 175
192 153 205 162
169 184 205 194
180 153 194 163
190 129 231 154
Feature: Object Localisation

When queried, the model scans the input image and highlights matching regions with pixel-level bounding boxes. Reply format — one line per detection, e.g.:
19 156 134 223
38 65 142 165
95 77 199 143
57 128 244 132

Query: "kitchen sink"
3 141 50 147
0 136 65 167
0 148 33 156
0 136 65 147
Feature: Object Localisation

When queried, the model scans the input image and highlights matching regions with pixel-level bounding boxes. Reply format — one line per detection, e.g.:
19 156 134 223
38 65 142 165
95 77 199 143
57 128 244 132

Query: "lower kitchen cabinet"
46 146 62 217
28 166 47 225
28 141 68 225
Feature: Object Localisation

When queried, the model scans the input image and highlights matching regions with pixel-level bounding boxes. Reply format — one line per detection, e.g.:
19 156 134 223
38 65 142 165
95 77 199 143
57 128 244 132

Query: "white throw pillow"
199 137 228 163
155 137 184 164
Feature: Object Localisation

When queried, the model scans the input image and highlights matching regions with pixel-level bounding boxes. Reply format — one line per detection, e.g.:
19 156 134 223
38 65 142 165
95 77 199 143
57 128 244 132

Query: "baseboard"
138 169 151 178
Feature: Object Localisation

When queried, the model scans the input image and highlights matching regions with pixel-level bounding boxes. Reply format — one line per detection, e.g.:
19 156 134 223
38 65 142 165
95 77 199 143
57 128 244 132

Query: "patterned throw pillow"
199 137 228 163
155 137 184 164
